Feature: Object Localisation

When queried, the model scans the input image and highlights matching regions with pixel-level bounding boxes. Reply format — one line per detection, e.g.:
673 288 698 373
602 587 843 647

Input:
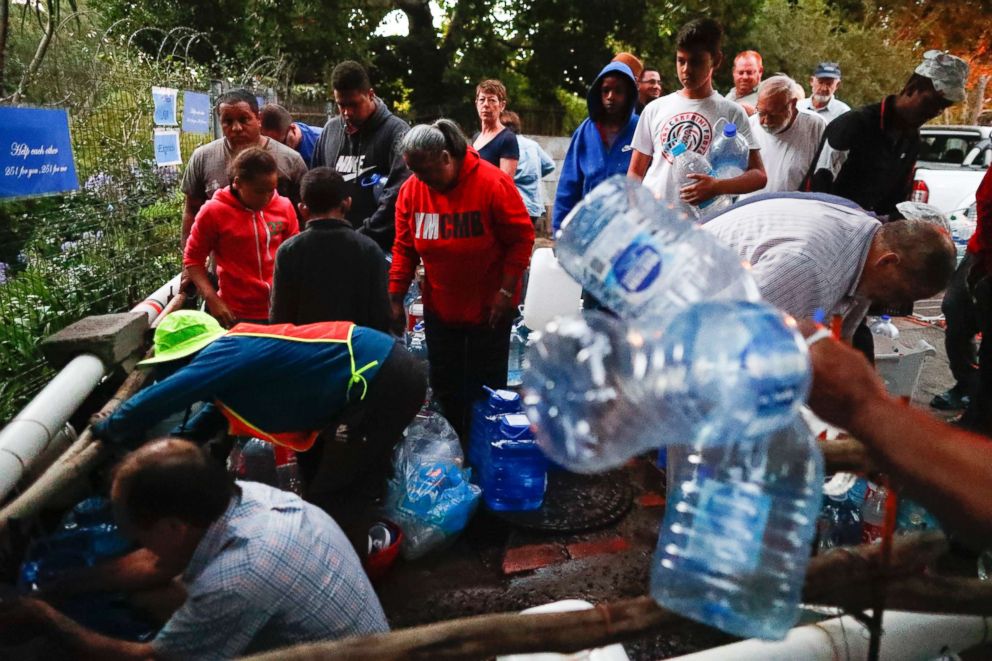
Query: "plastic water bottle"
273 445 303 496
816 492 863 552
405 320 428 361
555 176 759 328
507 315 529 386
522 300 811 473
468 387 524 472
482 413 548 511
869 315 899 339
896 498 941 534
708 122 749 179
669 141 731 218
406 289 424 333
650 417 824 640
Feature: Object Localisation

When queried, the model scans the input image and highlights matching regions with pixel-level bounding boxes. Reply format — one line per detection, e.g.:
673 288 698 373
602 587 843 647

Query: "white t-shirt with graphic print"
632 91 757 210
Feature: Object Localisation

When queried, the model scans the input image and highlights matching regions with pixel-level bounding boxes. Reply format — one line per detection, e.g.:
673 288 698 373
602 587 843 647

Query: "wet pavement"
372 299 963 660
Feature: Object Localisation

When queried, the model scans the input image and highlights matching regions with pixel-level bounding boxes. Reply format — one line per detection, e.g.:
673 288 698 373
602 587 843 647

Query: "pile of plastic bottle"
521 176 823 640
18 497 157 641
669 120 749 220
468 387 547 512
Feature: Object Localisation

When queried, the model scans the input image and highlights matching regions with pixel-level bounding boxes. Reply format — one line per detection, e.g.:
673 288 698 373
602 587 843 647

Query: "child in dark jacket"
270 167 392 331
185 147 299 326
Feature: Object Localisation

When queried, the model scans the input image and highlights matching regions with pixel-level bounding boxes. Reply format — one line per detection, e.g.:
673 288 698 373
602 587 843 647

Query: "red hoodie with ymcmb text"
389 148 535 326
184 187 299 320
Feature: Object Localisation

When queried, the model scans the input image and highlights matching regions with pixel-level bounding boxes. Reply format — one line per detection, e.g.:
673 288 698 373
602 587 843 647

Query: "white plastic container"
522 247 582 331
873 336 936 399
496 599 630 661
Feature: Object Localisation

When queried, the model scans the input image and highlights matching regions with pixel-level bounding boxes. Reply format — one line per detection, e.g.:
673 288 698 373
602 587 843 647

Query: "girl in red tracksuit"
389 119 535 440
185 147 299 325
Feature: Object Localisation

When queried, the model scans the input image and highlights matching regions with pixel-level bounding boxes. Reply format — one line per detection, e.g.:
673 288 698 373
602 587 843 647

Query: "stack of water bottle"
522 175 823 640
816 475 941 552
404 278 428 362
468 387 548 511
669 120 749 220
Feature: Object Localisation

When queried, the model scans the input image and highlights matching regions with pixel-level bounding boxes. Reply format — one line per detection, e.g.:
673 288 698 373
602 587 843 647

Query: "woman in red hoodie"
389 119 534 440
185 147 299 326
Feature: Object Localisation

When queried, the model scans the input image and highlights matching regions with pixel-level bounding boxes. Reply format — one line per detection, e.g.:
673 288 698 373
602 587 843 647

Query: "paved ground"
373 300 963 659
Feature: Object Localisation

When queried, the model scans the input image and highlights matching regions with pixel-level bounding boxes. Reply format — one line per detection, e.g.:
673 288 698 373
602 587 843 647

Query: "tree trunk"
0 0 9 94
967 74 989 126
11 0 56 103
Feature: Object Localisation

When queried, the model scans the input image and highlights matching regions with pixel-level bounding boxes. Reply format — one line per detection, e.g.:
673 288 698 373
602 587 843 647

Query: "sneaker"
931 386 971 411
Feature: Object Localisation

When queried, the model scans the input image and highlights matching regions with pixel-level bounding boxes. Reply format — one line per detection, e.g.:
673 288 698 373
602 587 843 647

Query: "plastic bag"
385 412 481 560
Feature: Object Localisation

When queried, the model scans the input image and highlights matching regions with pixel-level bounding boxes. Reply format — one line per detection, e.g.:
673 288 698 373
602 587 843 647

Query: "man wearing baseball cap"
91 311 426 500
798 62 851 124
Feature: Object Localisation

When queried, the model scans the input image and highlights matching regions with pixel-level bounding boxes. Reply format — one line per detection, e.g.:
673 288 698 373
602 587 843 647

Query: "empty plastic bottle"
522 300 811 473
708 122 749 179
670 141 731 218
405 320 428 361
861 483 888 543
816 492 863 552
481 413 547 511
468 387 524 472
507 315 529 386
650 417 824 640
869 315 899 339
555 176 759 328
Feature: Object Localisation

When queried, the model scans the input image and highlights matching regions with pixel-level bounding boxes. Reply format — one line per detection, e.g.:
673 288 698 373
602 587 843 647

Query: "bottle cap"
669 141 687 156
723 122 738 137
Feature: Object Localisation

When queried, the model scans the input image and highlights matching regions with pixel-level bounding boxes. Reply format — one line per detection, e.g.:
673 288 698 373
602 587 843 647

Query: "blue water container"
468 387 523 473
482 413 547 511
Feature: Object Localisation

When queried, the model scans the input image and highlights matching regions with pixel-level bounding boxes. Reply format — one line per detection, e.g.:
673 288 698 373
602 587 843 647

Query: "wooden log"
810 574 992 615
820 436 873 473
243 533 956 661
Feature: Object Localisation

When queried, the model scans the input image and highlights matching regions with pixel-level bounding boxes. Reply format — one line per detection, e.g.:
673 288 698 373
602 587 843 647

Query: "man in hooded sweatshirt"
552 61 640 234
311 61 411 253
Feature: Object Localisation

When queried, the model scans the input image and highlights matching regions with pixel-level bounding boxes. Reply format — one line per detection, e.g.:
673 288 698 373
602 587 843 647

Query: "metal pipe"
0 274 180 503
664 611 990 661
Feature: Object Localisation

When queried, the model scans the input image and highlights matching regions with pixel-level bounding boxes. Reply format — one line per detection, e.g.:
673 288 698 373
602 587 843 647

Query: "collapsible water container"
468 387 523 472
521 247 582 331
482 413 547 511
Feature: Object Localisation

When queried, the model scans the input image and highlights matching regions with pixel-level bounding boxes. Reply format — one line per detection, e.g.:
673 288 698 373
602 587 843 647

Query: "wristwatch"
498 287 514 298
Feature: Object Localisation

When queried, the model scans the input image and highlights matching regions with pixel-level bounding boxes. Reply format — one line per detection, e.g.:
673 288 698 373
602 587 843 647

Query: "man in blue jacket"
552 61 640 233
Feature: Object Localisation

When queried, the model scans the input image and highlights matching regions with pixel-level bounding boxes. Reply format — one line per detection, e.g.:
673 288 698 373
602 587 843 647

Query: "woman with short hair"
472 79 519 178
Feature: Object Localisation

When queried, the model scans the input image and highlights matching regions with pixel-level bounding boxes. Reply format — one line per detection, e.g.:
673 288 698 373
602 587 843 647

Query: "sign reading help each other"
0 106 79 199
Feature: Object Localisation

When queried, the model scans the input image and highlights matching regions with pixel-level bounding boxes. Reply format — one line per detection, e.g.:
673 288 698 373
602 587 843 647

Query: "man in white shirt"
798 62 851 124
628 18 765 217
725 50 763 113
746 75 826 195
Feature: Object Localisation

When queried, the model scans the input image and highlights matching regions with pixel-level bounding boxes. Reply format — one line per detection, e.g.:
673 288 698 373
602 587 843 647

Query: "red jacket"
389 148 535 326
184 187 299 320
967 166 992 273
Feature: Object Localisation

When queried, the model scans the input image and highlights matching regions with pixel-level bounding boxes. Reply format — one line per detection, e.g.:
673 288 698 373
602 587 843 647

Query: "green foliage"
744 0 920 107
554 87 587 135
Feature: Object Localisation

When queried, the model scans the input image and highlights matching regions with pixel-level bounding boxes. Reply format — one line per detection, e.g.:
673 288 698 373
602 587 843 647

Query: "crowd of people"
2 14 990 660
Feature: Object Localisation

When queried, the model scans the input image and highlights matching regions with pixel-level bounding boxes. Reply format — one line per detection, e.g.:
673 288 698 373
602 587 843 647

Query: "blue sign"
152 86 178 126
182 91 211 133
153 130 182 167
0 107 79 199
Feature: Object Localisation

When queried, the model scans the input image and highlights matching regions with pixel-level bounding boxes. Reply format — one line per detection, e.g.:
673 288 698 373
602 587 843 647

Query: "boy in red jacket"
389 119 534 440
185 147 299 325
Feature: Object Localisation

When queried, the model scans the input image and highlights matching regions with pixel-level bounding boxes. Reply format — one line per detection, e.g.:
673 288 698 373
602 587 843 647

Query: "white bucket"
523 248 583 331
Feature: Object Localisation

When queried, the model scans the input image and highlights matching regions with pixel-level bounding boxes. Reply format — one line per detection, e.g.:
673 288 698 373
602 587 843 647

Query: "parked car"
911 125 991 213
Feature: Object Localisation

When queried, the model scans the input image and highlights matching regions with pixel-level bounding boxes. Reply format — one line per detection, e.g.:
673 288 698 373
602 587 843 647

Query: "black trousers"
942 254 980 390
298 343 427 502
961 271 992 435
424 314 511 443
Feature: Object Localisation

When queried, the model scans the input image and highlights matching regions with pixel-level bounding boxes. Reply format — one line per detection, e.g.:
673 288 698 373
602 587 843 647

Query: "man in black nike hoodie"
312 61 411 252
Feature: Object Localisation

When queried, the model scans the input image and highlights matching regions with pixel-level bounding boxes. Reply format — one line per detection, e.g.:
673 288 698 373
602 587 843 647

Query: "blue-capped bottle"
708 122 749 179
482 413 547 511
554 176 759 328
523 301 811 473
507 314 529 387
650 417 824 640
468 387 524 473
670 141 732 218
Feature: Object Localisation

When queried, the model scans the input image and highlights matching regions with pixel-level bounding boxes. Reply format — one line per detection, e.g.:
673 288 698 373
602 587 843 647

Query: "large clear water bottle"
468 387 524 472
481 413 548 511
507 314 529 387
670 141 731 218
650 417 824 640
522 300 811 473
555 176 759 328
868 315 899 339
708 122 749 179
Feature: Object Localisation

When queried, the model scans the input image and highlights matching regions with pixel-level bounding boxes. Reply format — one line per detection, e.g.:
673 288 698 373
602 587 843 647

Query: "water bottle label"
611 242 662 293
682 479 771 574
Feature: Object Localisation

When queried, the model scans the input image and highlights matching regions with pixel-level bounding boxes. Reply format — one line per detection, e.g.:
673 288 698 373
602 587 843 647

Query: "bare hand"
680 173 720 205
389 297 406 337
799 320 888 431
489 291 516 328
205 294 237 328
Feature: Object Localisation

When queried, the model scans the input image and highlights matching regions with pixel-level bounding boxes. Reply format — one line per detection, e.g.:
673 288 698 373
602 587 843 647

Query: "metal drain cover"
491 469 633 533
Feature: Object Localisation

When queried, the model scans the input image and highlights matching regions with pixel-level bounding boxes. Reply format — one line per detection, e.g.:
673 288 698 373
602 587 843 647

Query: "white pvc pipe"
665 611 990 661
0 273 181 502
132 273 181 323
